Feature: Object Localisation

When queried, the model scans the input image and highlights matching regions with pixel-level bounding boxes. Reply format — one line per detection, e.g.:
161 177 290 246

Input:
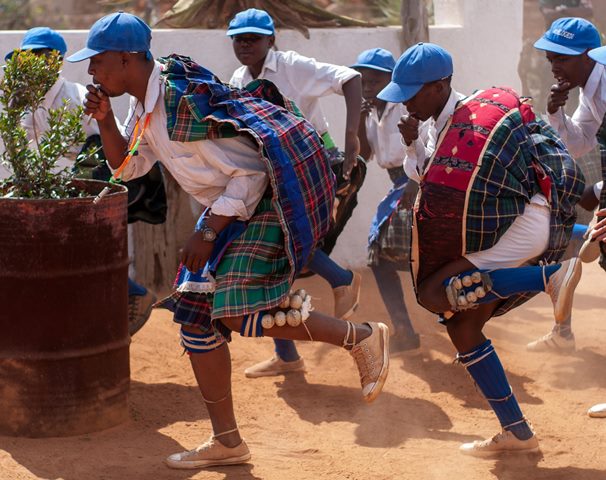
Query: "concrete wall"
0 0 523 269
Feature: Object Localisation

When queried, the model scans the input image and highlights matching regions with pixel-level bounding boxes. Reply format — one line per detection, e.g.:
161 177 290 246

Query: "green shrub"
0 50 89 199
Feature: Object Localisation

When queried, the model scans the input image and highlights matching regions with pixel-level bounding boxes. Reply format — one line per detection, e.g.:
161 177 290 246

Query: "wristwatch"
199 224 217 242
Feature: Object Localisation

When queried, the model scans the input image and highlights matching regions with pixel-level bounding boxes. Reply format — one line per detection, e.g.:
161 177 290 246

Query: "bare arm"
342 75 362 179
181 213 237 273
358 100 373 161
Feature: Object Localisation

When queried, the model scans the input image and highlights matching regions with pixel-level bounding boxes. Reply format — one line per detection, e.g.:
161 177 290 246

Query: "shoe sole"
364 323 390 404
554 258 582 323
165 452 252 469
340 273 362 320
526 337 575 353
459 445 540 458
244 365 306 379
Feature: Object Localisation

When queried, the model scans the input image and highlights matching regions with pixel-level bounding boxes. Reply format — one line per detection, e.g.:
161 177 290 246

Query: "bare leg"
183 327 241 448
222 310 372 348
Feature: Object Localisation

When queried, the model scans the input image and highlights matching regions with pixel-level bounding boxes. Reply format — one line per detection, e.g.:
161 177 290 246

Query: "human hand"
590 208 606 243
84 84 112 121
400 180 419 210
181 231 214 273
398 115 420 146
343 131 360 180
361 99 374 117
547 81 572 115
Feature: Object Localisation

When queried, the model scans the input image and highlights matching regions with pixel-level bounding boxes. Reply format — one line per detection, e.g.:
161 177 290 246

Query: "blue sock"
274 339 300 362
571 223 588 242
458 340 534 440
307 250 353 288
445 263 562 305
128 278 147 296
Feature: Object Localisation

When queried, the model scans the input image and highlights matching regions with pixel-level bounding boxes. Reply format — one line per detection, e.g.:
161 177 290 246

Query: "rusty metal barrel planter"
0 180 130 437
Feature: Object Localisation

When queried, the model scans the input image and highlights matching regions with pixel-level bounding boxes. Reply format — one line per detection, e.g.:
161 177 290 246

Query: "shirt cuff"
211 195 253 220
546 109 565 129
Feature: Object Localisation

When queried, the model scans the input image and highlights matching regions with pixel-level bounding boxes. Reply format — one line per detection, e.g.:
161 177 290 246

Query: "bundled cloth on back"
411 87 585 316
156 54 335 324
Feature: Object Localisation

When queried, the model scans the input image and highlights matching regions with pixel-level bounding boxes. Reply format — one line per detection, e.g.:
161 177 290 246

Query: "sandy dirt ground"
1 262 606 480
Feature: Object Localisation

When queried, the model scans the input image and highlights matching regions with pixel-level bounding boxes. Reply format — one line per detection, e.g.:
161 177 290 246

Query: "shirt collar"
136 61 162 116
435 88 461 133
263 49 278 73
582 62 603 100
245 49 277 81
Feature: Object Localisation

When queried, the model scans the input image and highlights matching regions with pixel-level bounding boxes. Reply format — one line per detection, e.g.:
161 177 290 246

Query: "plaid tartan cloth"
414 87 585 316
158 198 291 330
463 92 584 261
368 171 412 269
158 54 335 280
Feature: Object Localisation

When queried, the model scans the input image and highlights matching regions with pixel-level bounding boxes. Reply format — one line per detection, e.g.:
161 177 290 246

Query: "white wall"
0 0 523 269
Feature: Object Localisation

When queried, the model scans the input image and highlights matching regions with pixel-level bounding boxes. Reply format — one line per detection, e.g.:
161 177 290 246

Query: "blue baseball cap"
534 17 600 55
67 11 152 63
377 43 453 103
5 27 67 61
351 48 395 73
227 8 275 37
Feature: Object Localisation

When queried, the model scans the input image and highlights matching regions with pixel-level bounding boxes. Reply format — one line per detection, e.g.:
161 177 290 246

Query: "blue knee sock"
445 263 562 305
128 278 147 296
307 250 353 288
571 223 588 242
458 340 533 440
274 339 300 362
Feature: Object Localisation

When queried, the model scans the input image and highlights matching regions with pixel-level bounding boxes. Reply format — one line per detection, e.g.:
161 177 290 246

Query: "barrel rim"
0 179 127 204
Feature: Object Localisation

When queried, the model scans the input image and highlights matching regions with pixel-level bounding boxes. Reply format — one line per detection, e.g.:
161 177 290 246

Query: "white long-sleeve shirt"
229 49 360 135
23 76 100 143
365 102 407 170
22 76 100 171
546 62 606 159
114 62 268 221
403 88 466 182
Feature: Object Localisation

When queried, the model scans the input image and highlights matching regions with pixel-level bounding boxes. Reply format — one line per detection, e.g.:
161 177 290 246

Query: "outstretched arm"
342 75 362 179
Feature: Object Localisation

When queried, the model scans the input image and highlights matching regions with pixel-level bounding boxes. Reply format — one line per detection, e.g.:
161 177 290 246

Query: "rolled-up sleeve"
547 99 599 158
202 137 268 220
283 51 360 98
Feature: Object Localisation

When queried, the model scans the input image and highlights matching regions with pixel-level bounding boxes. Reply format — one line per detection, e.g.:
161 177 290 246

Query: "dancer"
70 12 389 469
228 8 364 377
378 42 584 455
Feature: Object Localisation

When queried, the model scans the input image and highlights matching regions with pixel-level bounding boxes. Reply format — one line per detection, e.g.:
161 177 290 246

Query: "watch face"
202 227 216 242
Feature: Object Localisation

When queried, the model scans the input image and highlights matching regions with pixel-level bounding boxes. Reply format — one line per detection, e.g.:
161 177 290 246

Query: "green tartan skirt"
158 198 291 338
212 198 291 319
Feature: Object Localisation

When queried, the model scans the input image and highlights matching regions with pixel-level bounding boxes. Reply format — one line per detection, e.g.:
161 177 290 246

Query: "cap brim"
66 47 102 63
226 27 274 37
350 63 393 73
377 81 423 103
533 37 585 55
589 46 606 65
5 44 64 61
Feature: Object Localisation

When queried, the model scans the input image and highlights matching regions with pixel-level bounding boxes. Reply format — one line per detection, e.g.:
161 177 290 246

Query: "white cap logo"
552 28 575 40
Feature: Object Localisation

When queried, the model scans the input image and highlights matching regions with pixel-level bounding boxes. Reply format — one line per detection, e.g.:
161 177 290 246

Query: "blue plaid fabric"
158 54 335 280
